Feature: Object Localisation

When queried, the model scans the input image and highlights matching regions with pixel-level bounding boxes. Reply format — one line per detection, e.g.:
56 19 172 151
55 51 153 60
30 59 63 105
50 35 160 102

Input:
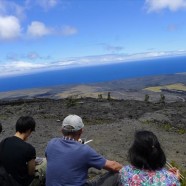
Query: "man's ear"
78 129 83 135
26 129 32 136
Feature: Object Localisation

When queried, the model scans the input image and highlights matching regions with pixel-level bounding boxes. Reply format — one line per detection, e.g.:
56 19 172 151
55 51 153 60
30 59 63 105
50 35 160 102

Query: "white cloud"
0 61 48 76
40 0 58 9
50 0 58 6
0 15 21 40
0 1 76 39
26 0 59 10
145 0 186 12
9 61 45 69
27 21 51 37
1 50 186 77
60 25 78 36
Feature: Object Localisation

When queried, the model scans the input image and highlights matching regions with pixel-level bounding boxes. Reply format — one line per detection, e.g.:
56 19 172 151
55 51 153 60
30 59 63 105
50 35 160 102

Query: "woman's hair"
16 116 36 133
128 130 166 171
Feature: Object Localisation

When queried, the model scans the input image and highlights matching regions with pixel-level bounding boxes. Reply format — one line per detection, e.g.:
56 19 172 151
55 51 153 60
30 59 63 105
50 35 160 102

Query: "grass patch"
0 114 7 120
169 160 186 186
177 128 186 134
144 83 186 92
141 120 186 134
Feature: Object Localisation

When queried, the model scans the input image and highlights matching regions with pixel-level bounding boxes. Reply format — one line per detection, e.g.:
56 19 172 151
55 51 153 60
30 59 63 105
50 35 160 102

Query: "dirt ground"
0 98 185 177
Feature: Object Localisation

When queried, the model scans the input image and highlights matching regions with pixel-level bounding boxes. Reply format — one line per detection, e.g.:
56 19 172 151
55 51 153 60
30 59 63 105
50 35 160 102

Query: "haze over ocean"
0 56 186 92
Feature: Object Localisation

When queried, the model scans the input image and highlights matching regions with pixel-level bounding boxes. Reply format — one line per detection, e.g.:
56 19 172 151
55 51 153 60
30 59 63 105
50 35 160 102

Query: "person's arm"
103 160 122 172
27 159 36 176
169 167 181 180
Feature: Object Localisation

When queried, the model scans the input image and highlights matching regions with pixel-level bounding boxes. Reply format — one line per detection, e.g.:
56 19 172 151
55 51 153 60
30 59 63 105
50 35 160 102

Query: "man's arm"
103 160 122 172
27 159 36 176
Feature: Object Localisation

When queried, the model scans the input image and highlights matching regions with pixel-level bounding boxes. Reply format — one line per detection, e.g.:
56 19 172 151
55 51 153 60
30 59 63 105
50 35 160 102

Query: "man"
45 114 122 186
0 116 36 186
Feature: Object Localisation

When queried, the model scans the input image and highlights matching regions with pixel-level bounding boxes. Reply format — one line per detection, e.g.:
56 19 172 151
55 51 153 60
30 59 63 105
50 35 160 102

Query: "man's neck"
15 132 27 141
63 135 79 141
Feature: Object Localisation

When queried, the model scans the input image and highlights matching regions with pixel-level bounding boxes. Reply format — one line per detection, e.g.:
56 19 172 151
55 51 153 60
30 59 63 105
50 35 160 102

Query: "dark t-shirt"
1 136 36 186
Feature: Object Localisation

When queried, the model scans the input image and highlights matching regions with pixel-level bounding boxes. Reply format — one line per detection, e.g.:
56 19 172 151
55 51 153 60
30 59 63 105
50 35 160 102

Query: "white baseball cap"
62 115 84 131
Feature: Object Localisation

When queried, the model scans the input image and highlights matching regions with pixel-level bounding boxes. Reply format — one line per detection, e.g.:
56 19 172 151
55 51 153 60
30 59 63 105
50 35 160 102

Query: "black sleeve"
26 144 36 162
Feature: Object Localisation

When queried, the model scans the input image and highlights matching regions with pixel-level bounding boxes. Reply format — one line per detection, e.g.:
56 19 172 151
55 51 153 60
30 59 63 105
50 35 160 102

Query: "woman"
119 130 180 186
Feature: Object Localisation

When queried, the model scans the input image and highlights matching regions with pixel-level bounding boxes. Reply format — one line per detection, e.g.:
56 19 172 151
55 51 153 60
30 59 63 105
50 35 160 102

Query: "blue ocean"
0 56 186 92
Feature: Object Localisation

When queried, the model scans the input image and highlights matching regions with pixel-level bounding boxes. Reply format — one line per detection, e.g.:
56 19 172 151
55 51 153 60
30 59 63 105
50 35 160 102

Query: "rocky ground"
0 97 186 177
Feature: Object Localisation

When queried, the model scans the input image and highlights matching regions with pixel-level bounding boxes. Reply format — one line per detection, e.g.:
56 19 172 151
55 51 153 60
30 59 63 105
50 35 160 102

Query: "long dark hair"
128 130 166 170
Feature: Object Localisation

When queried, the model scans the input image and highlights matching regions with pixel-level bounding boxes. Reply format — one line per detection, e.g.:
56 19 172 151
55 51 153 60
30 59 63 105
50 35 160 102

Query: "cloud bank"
1 50 186 78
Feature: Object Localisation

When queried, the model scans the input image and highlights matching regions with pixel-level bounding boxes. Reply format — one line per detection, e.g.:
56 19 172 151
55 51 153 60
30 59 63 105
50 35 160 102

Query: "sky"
0 0 186 77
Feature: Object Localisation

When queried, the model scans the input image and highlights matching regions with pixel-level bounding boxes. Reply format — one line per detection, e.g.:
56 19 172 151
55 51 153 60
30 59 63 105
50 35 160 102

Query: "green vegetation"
177 128 186 134
144 94 150 102
159 93 165 104
169 161 186 186
98 94 103 100
0 114 7 120
141 120 185 134
107 92 111 100
163 122 172 131
65 95 79 108
144 83 186 92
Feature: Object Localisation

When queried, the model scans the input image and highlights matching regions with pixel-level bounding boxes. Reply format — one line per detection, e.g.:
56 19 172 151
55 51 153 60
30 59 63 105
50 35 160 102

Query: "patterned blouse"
119 165 180 186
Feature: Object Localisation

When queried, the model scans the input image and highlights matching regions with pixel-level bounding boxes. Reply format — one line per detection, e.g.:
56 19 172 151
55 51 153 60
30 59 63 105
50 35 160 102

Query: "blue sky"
0 0 186 77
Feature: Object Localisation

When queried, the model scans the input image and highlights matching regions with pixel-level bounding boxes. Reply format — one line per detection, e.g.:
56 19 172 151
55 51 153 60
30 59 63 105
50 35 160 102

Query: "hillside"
0 73 186 181
1 73 186 102
0 97 185 175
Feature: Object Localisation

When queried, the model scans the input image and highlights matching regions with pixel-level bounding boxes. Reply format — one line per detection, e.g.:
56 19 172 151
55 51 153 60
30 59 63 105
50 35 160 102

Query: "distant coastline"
0 56 186 92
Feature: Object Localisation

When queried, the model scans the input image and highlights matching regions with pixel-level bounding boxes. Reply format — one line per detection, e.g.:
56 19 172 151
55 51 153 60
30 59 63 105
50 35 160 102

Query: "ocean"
0 56 186 92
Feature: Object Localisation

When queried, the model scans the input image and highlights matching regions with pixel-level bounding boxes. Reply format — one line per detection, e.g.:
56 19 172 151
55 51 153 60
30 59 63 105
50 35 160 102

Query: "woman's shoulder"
157 168 180 180
120 165 135 174
121 165 138 170
119 166 180 186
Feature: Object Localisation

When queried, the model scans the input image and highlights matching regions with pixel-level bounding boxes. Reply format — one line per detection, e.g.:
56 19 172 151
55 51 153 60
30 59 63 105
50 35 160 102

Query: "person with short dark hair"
16 116 35 133
45 114 122 186
119 130 180 185
0 116 36 186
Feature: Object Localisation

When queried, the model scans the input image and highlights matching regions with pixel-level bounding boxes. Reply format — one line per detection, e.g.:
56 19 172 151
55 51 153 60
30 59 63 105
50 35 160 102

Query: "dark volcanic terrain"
0 97 186 176
0 73 186 177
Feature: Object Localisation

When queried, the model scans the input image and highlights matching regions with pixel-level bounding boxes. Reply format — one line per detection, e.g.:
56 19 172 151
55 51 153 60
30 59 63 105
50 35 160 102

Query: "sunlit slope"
144 83 186 92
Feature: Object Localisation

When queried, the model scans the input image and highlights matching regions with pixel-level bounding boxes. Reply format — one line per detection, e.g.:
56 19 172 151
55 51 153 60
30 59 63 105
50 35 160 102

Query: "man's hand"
103 160 122 172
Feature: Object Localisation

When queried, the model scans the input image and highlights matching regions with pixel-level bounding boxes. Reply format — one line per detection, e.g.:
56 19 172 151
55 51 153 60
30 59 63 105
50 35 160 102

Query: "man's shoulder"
80 144 103 158
25 141 35 150
47 138 61 146
49 137 60 142
10 136 35 151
